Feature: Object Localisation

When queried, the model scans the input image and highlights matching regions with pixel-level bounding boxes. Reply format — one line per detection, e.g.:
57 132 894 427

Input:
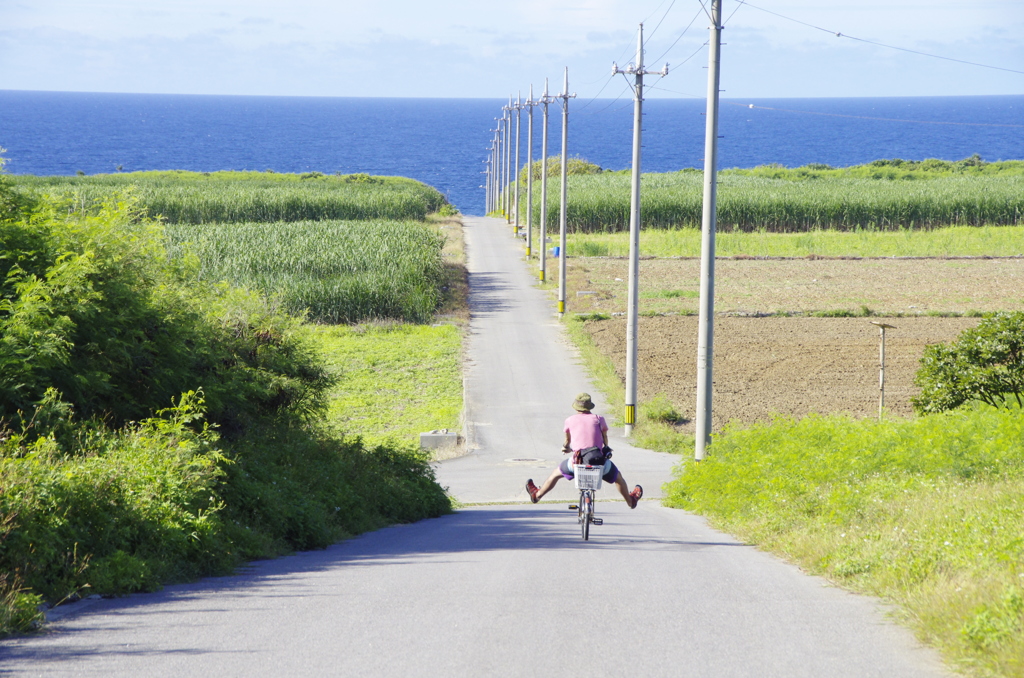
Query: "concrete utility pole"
513 92 523 235
870 321 897 418
484 158 491 213
539 78 554 283
614 24 668 436
695 0 723 460
489 126 499 215
504 98 513 223
525 86 537 257
486 129 498 214
556 67 576 315
498 115 507 217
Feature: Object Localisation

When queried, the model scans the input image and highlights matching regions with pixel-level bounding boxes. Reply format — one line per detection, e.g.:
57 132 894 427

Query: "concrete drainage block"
420 428 459 450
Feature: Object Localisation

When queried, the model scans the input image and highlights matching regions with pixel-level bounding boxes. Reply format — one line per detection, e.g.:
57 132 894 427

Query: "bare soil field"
566 257 1024 316
562 257 1024 432
585 315 981 431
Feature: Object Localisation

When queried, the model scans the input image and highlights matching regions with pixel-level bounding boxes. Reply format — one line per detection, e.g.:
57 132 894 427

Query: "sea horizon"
2 90 1021 215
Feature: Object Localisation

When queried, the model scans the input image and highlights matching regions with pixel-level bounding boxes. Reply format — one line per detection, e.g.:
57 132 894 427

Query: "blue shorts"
559 457 619 484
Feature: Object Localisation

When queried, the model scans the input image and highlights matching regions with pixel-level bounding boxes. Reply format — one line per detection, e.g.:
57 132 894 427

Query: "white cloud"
0 0 1020 97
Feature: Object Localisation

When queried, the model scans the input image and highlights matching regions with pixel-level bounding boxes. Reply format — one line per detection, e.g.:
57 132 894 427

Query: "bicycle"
568 464 604 540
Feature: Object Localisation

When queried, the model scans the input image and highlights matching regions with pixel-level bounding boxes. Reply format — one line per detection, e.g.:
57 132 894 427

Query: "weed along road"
0 217 951 678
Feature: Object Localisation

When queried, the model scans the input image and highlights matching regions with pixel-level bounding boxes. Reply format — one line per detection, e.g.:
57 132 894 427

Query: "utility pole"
497 115 506 217
614 24 668 436
513 92 523 236
485 157 492 213
505 97 514 225
491 129 500 215
525 85 537 256
502 100 511 221
539 78 554 282
870 321 897 418
484 158 491 214
695 0 723 460
556 67 576 315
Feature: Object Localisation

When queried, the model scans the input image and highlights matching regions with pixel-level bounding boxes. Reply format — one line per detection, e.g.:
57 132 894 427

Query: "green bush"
0 193 331 433
518 155 603 183
914 312 1024 414
0 391 230 605
0 188 453 636
0 390 451 634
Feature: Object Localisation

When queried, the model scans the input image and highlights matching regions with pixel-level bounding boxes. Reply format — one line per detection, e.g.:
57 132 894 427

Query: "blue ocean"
1 90 1021 216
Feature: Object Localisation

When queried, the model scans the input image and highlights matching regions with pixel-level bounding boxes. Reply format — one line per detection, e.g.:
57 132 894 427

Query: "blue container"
552 246 560 258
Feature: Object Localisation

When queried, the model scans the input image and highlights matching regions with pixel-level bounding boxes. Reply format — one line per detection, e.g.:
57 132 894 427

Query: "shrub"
0 193 331 433
913 312 1024 413
518 155 602 183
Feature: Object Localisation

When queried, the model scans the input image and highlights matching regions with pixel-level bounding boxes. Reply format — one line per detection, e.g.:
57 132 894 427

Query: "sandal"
629 485 643 509
526 479 540 504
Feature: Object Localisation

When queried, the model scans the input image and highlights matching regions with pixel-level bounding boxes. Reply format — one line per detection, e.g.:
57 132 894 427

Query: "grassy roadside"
315 323 462 450
546 226 1023 677
308 214 467 455
664 411 1024 678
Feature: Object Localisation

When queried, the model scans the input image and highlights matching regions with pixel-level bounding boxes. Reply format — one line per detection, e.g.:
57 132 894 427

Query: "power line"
721 0 744 26
642 0 675 25
736 0 1024 76
576 75 625 112
646 0 678 42
584 83 636 115
651 9 707 65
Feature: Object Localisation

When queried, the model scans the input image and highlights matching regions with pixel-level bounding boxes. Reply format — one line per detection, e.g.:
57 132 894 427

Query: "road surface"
0 216 950 677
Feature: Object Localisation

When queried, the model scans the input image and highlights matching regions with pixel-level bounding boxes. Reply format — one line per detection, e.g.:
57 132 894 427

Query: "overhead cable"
736 0 1024 76
651 7 705 64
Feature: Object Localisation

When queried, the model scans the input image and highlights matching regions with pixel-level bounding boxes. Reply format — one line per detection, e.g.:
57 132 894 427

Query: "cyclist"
525 393 643 508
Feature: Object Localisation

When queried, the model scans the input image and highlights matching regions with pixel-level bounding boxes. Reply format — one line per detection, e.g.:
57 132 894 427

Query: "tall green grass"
664 407 1024 677
569 225 1024 258
734 156 1024 180
316 323 462 448
166 219 446 323
523 170 1024 232
11 171 447 223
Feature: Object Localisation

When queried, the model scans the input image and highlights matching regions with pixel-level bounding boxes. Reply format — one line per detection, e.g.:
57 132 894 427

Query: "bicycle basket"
573 464 603 490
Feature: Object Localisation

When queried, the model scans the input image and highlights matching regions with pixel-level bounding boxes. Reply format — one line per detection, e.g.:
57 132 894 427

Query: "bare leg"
614 475 633 504
534 467 564 500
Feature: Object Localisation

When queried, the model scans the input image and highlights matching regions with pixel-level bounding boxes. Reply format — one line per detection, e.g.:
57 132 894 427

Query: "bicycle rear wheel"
582 492 591 541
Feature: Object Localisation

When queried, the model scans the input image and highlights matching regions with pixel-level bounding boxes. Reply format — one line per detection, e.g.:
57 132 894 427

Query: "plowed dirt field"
564 256 1024 432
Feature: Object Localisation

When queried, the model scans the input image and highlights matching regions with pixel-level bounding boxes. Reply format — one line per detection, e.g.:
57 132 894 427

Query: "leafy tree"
913 312 1024 413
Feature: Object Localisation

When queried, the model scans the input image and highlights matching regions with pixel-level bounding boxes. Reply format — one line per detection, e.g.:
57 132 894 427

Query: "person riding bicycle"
525 393 643 508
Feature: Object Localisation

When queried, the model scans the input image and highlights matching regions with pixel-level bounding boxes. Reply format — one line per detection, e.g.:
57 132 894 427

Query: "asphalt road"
0 216 951 677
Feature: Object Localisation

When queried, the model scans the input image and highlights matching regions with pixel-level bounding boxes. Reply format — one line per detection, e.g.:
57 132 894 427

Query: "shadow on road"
0 507 745 667
467 271 517 316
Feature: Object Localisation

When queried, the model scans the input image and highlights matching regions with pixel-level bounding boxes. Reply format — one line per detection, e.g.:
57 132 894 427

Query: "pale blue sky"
1 1 1021 99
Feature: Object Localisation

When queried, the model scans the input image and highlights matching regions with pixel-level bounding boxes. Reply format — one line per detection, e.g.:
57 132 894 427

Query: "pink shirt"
563 412 608 451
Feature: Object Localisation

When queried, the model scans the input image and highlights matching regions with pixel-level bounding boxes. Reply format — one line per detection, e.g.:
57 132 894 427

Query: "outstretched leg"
613 474 643 508
534 467 564 501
